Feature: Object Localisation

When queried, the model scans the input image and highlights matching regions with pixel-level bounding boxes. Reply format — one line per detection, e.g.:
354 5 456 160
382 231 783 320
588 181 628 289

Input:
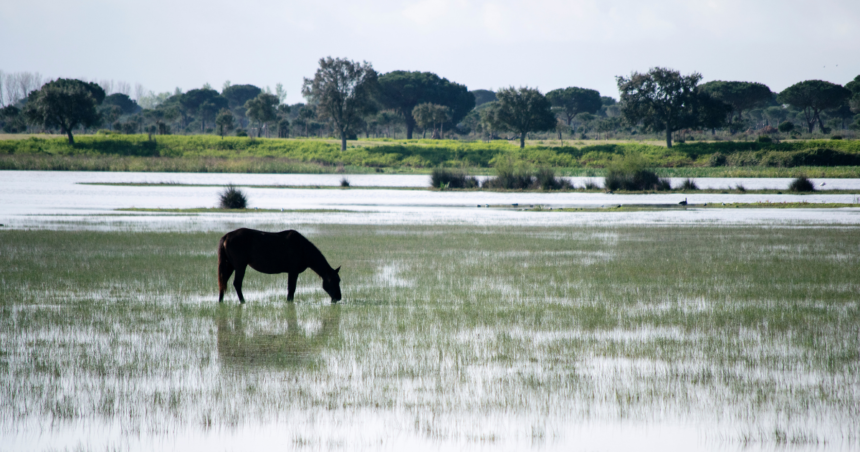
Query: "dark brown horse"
217 228 341 303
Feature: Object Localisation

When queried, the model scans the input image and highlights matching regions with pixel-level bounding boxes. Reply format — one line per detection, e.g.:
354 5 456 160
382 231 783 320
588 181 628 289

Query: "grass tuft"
430 168 479 189
219 184 248 209
679 178 699 190
788 175 815 192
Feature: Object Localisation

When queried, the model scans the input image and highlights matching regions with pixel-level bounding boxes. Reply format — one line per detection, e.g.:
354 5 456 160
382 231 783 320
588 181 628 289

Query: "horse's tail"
217 235 233 293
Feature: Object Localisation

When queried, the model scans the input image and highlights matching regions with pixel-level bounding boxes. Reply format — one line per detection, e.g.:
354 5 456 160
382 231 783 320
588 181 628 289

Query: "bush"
778 121 795 133
735 183 746 192
219 184 248 208
430 168 479 189
788 176 815 192
756 135 773 143
534 168 572 190
708 152 727 167
603 154 670 191
235 129 248 137
340 177 350 187
583 178 600 190
679 178 699 190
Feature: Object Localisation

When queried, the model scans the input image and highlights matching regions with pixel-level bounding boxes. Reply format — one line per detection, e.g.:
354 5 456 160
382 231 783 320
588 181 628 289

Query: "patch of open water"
2 171 860 229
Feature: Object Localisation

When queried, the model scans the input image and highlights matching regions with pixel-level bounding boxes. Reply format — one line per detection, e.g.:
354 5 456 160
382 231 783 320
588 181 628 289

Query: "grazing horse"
217 228 341 303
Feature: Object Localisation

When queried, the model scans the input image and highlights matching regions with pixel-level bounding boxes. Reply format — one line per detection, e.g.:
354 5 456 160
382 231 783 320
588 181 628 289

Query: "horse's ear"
335 266 341 274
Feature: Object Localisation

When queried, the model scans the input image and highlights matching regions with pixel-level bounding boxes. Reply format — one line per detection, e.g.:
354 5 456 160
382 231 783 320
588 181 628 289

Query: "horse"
217 228 341 303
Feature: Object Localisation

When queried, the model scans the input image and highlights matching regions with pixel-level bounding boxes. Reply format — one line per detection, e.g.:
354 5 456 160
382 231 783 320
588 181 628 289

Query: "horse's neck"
306 246 332 277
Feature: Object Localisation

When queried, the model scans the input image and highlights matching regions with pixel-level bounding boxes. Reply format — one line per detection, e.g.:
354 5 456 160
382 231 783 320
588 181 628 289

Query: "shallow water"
2 171 860 228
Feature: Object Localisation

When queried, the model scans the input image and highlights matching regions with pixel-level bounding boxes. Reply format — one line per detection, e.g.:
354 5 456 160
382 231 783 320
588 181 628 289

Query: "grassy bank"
1 134 860 177
2 224 859 447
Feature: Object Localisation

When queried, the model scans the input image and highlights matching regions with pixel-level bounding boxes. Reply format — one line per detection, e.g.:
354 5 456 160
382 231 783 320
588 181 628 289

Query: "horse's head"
322 266 342 302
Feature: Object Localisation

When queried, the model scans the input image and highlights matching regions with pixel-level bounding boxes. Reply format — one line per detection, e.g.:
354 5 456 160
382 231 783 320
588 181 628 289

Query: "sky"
1 0 858 104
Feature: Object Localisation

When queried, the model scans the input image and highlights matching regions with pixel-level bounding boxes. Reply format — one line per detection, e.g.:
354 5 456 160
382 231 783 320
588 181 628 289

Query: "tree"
180 88 227 131
222 84 262 126
545 87 602 128
698 81 773 124
777 80 851 133
244 93 279 138
23 78 105 144
103 93 141 115
199 97 229 132
471 89 497 107
493 87 556 148
616 67 709 147
377 71 474 139
278 118 290 138
215 109 235 138
846 76 860 114
478 102 504 140
302 57 379 151
412 103 451 139
0 105 27 133
100 105 123 130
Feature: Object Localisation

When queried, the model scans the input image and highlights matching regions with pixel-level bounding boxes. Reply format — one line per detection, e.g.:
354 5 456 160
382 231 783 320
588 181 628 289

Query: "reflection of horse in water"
217 228 342 304
216 304 341 368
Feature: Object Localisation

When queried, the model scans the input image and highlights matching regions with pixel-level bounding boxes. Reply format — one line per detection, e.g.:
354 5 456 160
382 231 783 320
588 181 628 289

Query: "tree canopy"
244 93 279 137
103 93 141 115
23 78 105 144
493 87 556 148
545 87 602 127
471 89 497 107
302 57 379 151
616 67 722 147
377 71 474 139
222 84 262 109
698 81 773 122
777 80 851 133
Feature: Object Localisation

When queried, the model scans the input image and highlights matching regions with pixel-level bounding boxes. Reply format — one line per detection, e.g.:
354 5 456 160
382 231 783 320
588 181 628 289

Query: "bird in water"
679 198 688 206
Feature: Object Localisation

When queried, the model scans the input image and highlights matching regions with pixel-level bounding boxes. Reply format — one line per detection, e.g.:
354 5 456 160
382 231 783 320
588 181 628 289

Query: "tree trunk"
816 112 826 133
406 120 414 139
519 132 526 149
665 128 672 148
340 131 347 151
66 130 74 145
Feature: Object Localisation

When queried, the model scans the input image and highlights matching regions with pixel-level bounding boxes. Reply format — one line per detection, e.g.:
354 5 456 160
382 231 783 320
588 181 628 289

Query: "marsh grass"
788 175 815 192
1 225 859 448
218 184 248 209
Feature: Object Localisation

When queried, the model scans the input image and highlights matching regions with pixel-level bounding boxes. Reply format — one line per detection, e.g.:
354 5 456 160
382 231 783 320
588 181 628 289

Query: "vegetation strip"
116 207 353 213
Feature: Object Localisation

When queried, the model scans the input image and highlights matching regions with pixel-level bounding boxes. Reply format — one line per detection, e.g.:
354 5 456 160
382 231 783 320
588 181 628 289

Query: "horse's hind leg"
218 258 234 303
233 265 247 304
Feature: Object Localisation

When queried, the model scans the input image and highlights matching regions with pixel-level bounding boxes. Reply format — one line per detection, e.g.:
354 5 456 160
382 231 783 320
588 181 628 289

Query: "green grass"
2 134 860 177
1 224 859 447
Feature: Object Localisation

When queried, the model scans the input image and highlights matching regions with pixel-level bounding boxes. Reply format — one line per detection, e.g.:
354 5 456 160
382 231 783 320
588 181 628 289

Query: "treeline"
2 61 859 148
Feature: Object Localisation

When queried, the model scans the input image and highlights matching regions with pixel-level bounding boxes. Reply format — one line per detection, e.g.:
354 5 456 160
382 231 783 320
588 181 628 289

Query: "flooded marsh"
1 224 859 451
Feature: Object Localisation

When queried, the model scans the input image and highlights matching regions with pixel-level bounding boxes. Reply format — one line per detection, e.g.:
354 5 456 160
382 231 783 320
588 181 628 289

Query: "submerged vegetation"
1 224 859 447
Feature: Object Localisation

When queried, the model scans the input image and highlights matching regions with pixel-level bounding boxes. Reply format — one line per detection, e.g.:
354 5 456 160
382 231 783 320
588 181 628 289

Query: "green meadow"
2 134 860 177
1 223 858 446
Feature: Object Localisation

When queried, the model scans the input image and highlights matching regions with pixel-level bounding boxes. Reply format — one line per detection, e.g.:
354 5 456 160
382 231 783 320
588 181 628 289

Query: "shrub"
219 184 248 209
235 129 248 137
534 168 572 190
430 168 479 189
603 154 670 191
708 152 727 167
778 121 795 133
679 178 699 190
340 177 350 187
756 135 773 143
735 183 746 192
583 178 600 190
788 176 815 192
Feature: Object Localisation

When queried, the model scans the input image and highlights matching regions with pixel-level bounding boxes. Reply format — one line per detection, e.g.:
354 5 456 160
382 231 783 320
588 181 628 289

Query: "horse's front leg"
287 272 298 302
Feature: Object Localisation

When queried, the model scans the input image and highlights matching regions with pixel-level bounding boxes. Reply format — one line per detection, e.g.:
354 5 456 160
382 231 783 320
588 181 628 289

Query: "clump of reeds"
788 175 815 192
603 154 670 191
679 178 699 190
340 177 350 187
734 183 747 192
219 184 248 209
583 178 600 190
430 168 479 189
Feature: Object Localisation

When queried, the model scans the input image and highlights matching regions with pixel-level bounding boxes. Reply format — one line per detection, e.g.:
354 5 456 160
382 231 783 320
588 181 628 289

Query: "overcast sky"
2 0 858 104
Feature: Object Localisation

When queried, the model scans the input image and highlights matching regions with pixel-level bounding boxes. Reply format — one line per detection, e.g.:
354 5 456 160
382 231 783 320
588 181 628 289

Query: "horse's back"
219 228 307 273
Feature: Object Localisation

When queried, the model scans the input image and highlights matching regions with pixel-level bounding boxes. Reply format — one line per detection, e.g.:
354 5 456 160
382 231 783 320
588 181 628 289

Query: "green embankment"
1 134 860 176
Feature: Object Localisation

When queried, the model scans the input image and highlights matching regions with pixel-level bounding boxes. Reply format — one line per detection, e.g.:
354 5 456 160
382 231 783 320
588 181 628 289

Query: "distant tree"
847 76 860 114
698 81 773 124
103 93 141 115
302 57 379 151
412 103 451 139
180 88 226 130
244 93 279 138
601 96 617 106
278 118 290 138
100 105 123 130
697 92 733 133
778 121 795 133
546 87 602 128
23 78 105 144
0 105 27 133
493 87 556 148
471 89 497 107
777 80 851 133
215 109 235 138
199 97 229 132
616 67 708 147
377 71 474 139
478 101 504 140
763 106 789 127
